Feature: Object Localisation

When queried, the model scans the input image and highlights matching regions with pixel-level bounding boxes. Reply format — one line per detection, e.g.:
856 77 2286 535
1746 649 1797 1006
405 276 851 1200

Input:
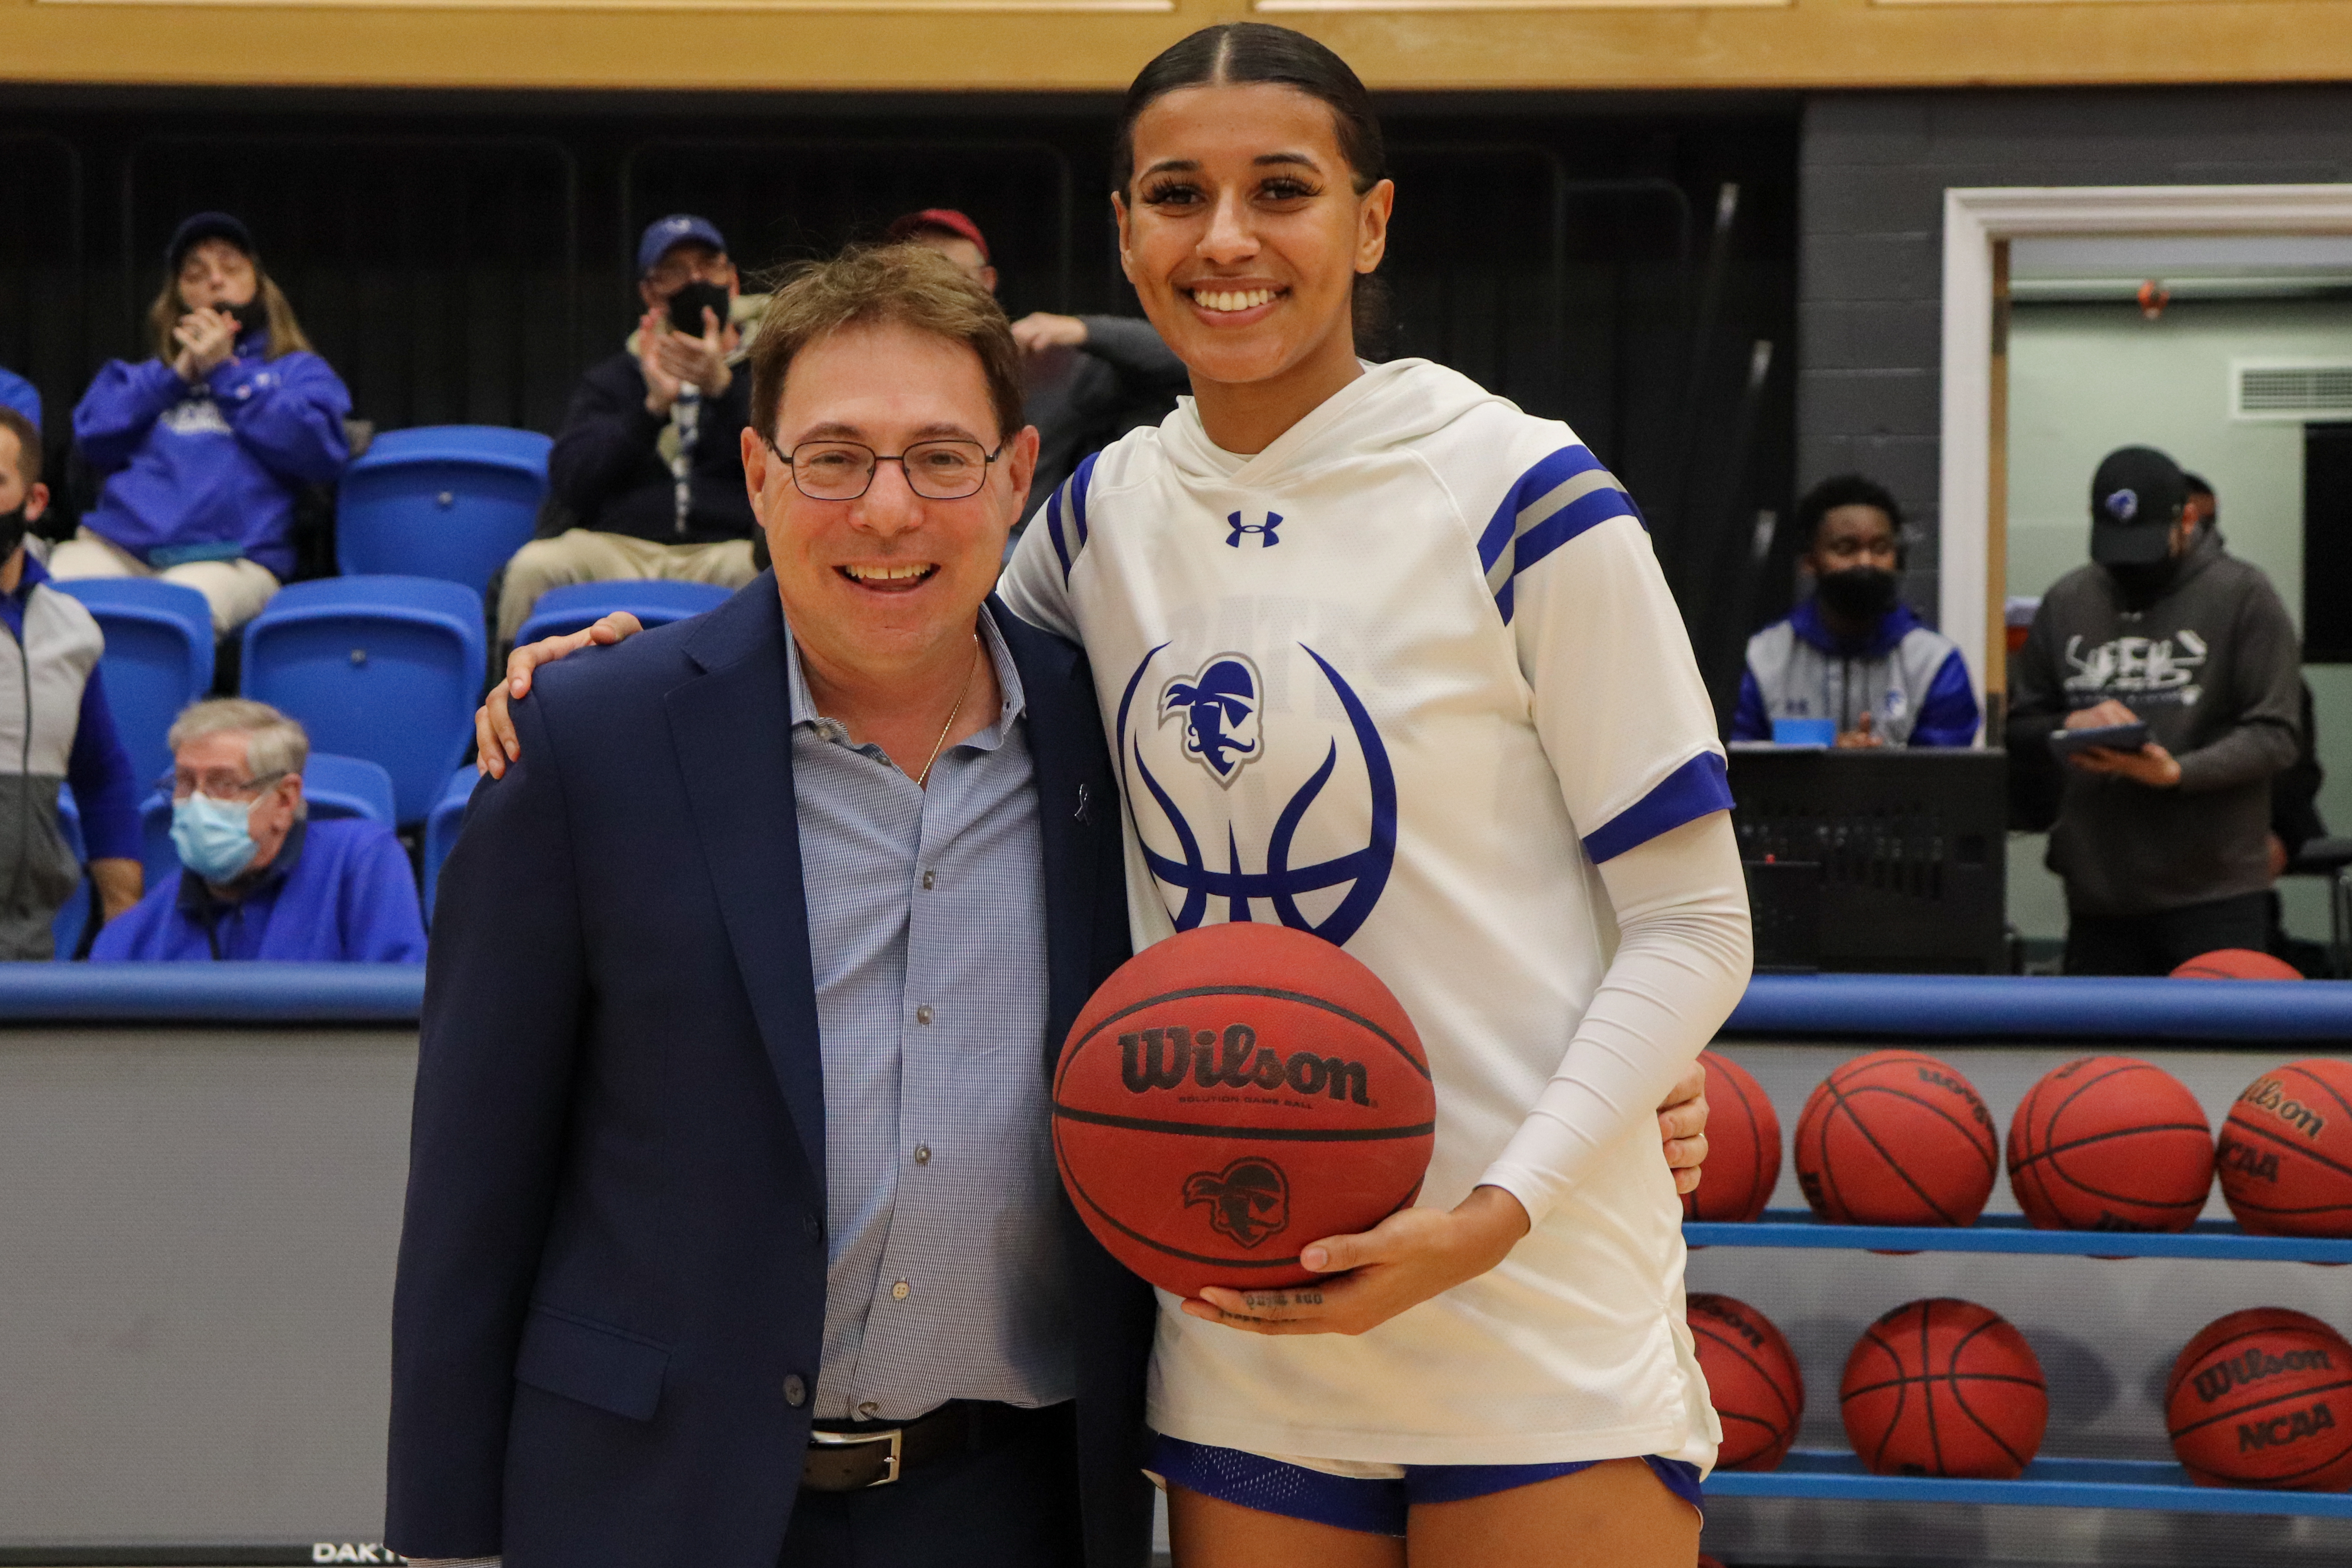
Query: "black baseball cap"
165 212 256 272
2089 446 2187 567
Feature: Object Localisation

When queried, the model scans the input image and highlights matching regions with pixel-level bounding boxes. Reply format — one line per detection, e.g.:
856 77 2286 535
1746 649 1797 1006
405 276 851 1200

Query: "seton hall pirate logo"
1183 1157 1290 1248
1117 643 1397 945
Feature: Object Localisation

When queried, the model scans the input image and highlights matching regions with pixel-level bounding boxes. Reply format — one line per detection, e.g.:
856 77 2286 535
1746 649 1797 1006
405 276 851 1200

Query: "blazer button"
802 1210 822 1238
783 1374 808 1407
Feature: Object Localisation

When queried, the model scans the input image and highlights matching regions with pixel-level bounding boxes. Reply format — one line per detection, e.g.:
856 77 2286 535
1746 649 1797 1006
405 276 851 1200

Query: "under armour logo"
1226 511 1282 549
1074 783 1092 825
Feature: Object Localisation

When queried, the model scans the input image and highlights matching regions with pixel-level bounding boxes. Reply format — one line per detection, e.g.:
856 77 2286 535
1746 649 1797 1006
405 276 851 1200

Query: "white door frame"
1939 183 2352 719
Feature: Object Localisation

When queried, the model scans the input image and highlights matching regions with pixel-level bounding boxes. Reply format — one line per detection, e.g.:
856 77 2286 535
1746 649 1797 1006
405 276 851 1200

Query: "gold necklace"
914 636 982 789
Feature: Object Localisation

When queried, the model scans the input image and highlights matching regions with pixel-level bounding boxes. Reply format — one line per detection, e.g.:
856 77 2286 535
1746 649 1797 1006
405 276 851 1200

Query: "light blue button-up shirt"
787 608 1073 1423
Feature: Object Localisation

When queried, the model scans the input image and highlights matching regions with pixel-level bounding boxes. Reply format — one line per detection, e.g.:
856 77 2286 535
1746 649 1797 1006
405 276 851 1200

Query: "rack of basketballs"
1675 1047 2352 1523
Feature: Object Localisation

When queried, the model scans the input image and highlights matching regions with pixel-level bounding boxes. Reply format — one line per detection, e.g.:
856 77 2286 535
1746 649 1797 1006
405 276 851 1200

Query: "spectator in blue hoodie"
59 213 351 637
0 407 143 957
1732 474 1979 748
93 699 424 963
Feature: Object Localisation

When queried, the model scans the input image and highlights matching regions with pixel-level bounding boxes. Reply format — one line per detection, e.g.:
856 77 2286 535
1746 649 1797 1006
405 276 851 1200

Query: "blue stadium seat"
337 425 552 598
423 766 480 922
50 577 217 790
515 579 733 646
137 750 402 894
241 577 485 826
53 784 88 960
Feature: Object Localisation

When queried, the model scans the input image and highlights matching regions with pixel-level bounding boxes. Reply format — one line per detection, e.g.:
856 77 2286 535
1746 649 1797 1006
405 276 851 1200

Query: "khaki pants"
498 529 760 645
49 528 281 639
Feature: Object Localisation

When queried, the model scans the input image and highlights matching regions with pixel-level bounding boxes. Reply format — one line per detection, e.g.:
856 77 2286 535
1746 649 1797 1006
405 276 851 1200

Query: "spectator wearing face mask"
59 213 351 637
2006 446 2302 975
1731 474 1979 748
92 699 424 964
499 215 762 645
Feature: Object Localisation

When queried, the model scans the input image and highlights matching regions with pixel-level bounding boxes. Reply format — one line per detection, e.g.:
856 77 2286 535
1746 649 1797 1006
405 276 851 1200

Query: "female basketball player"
477 27 1744 1566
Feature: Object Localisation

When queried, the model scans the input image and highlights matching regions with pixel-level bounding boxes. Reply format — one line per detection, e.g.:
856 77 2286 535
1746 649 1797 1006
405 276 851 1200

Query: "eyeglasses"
768 437 1005 502
171 768 286 802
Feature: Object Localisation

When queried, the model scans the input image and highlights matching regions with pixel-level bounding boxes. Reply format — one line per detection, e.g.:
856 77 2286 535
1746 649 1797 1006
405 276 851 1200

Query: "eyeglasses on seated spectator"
171 768 288 801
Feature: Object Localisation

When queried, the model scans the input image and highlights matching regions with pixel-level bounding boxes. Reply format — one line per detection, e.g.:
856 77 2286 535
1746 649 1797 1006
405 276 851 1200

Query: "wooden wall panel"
6 0 2352 93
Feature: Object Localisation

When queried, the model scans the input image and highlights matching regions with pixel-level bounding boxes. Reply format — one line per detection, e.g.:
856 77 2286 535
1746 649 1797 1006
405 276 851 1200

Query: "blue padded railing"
0 963 423 1022
1726 973 2352 1041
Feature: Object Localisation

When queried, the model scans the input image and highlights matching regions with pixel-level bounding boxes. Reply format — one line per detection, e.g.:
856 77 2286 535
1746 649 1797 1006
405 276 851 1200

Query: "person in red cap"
886 210 1187 539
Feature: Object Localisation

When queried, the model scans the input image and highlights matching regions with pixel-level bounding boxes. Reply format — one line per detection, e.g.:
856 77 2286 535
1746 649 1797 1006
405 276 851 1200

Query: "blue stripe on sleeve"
1512 488 1645 578
1069 451 1098 550
1477 445 1604 574
1044 485 1073 582
68 666 144 862
1580 752 1734 864
1909 647 1983 748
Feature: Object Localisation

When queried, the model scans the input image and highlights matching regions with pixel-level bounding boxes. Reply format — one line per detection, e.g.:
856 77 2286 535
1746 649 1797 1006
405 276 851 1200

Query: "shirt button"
783 1374 808 1407
915 1004 934 1026
891 1279 911 1302
914 1144 931 1166
922 869 936 890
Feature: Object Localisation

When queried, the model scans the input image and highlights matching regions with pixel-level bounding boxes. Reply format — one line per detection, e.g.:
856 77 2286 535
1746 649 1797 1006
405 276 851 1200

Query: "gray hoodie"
2007 531 2301 917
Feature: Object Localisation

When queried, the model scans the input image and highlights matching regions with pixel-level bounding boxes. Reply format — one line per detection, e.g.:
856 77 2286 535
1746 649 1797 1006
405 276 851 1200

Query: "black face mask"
666 280 731 338
213 297 264 338
1816 565 1900 625
0 505 27 563
2106 554 2180 604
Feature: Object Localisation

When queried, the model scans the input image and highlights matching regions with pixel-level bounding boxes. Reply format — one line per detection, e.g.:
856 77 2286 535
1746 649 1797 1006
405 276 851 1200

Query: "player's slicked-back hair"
1795 473 1903 553
747 242 1023 450
0 406 39 488
1112 23 1386 198
1112 23 1394 357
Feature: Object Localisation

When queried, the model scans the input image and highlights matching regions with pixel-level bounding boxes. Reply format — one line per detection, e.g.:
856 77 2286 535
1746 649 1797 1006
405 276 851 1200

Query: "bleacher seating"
422 767 480 922
336 426 552 599
514 579 733 646
136 752 399 895
51 577 216 790
240 577 485 826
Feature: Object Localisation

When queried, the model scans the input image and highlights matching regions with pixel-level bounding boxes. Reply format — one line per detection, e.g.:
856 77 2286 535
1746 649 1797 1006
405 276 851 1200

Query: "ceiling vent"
2233 361 2352 421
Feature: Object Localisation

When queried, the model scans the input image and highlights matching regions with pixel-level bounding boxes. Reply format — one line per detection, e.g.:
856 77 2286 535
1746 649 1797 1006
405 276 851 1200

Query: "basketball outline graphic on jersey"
1182 1156 1290 1247
1226 510 1282 548
1116 642 1397 946
1159 654 1263 784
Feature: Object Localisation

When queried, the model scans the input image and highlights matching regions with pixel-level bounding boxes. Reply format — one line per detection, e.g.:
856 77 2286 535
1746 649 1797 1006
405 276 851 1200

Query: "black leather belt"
804 1400 1036 1492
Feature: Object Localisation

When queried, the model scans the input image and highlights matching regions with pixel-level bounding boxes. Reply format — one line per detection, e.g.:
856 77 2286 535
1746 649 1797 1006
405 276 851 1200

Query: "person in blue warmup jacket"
0 407 143 957
93 699 424 963
1732 474 1979 748
59 213 351 637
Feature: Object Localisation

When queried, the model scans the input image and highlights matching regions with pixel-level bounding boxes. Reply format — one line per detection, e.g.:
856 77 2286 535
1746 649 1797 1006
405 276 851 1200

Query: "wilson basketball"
1052 922 1436 1298
1794 1051 1999 1227
1684 1052 1783 1224
2171 948 2303 980
2165 1308 2352 1490
1688 1292 1805 1471
1840 1298 2048 1479
2217 1059 2352 1238
2006 1056 2214 1233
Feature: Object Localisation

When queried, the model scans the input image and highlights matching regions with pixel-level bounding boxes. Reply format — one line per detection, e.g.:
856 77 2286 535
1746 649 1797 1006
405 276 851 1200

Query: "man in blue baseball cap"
497 214 761 644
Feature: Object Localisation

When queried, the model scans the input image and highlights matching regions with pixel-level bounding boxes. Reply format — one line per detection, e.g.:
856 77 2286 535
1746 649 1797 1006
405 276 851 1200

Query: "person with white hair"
92 698 424 963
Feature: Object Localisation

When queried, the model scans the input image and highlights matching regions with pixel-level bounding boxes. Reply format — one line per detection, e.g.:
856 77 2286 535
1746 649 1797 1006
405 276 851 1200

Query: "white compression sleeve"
1476 810 1752 1226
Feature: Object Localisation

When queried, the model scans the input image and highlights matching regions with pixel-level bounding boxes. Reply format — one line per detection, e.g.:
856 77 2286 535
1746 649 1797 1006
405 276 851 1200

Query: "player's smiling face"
1116 82 1392 448
742 317 1037 679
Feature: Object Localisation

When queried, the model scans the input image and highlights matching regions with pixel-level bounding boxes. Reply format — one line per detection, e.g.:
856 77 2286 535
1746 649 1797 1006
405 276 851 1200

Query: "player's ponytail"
1113 23 1395 360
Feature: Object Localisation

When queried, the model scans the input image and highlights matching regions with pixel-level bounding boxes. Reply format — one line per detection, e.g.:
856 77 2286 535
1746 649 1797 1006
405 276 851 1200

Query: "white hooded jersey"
1000 357 1730 1468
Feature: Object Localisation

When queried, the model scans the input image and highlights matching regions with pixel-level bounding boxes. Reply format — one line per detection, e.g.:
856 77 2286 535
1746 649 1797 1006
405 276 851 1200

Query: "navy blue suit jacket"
388 577 1153 1567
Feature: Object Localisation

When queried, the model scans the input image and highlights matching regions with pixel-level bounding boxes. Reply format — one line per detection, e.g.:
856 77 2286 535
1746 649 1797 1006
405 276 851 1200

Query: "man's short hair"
170 698 311 796
747 244 1023 451
1796 474 1902 550
0 406 39 488
2184 471 2217 518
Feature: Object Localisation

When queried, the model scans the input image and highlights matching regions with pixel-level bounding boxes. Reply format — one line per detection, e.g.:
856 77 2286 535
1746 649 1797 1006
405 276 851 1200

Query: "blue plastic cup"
1771 717 1838 746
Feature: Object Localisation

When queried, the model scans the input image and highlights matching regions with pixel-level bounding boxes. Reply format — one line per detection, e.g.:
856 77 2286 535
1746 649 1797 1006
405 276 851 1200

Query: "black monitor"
1726 745 2008 975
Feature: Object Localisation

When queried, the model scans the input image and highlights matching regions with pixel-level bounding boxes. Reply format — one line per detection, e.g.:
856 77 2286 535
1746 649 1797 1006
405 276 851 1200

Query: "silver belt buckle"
810 1426 904 1487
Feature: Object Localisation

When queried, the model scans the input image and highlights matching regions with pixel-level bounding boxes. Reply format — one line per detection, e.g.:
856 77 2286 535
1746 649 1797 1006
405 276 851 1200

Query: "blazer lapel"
664 581 827 1190
994 596 1110 1078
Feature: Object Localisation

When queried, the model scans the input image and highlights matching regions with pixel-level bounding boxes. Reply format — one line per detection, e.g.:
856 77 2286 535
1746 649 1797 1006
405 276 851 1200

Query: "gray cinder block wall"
1798 86 2352 624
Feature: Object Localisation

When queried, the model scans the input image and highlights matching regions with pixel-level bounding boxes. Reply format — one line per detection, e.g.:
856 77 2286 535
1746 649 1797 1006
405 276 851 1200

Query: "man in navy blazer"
388 247 1153 1568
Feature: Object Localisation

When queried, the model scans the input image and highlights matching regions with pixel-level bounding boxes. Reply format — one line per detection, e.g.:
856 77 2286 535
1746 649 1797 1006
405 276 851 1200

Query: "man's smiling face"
743 317 1037 680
